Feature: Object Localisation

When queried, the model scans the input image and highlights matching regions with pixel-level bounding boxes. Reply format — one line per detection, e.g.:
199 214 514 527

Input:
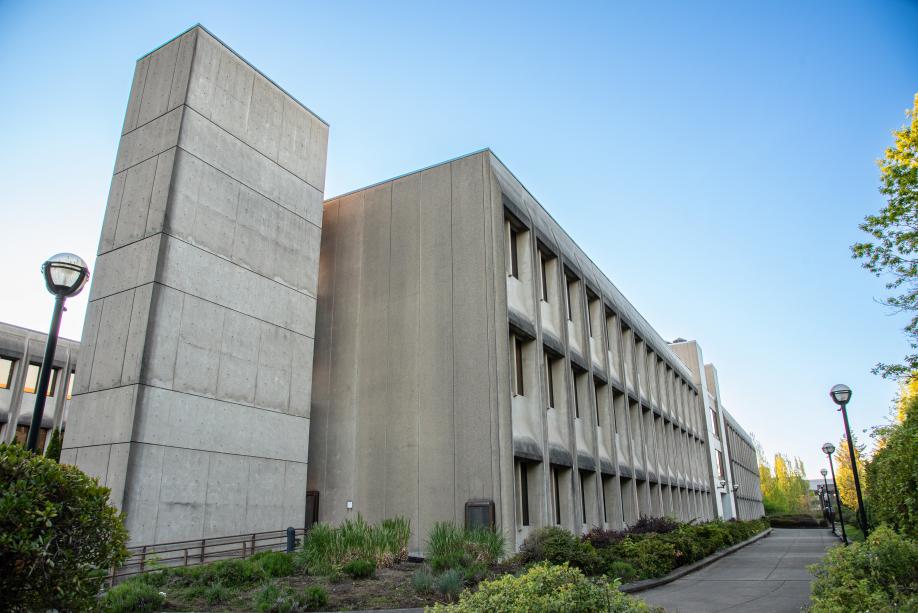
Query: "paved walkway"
637 528 839 613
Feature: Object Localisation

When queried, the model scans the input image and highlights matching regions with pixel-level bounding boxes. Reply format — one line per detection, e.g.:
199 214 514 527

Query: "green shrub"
343 558 376 578
605 560 640 583
301 515 410 574
412 567 434 592
809 525 918 613
428 562 651 612
0 443 129 612
766 513 825 528
606 535 678 579
184 580 236 604
303 585 329 610
255 551 296 578
44 428 63 462
100 580 166 613
519 526 602 574
433 568 465 600
168 558 265 589
867 398 918 538
426 522 505 571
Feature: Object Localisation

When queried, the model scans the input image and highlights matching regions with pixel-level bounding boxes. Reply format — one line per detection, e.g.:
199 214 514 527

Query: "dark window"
0 357 14 389
572 371 580 418
540 253 550 301
520 463 530 526
566 277 575 321
552 467 562 525
601 477 609 523
580 471 588 524
594 382 601 423
513 337 524 396
545 353 555 409
509 226 520 278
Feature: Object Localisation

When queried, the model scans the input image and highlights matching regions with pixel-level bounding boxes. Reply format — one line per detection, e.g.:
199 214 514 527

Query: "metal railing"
109 527 306 585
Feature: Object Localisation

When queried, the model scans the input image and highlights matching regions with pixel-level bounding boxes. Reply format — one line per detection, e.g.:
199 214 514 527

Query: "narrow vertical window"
513 337 524 396
508 226 519 279
572 371 580 418
594 382 600 424
601 478 608 523
580 472 588 524
566 278 574 321
0 357 14 389
545 353 555 409
553 468 562 525
520 463 530 526
66 371 76 400
540 252 549 301
587 299 594 337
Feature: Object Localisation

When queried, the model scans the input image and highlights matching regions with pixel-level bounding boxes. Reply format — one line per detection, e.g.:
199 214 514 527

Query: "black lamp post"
820 467 834 532
822 442 847 545
25 253 89 452
829 384 869 538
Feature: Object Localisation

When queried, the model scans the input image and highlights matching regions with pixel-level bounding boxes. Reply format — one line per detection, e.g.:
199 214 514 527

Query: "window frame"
0 356 15 390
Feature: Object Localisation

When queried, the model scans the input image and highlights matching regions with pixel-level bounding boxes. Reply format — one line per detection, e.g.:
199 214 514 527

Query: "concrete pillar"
50 347 71 433
61 26 328 545
3 334 33 444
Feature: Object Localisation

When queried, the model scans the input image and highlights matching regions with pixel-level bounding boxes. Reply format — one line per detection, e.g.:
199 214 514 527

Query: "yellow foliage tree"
833 435 868 511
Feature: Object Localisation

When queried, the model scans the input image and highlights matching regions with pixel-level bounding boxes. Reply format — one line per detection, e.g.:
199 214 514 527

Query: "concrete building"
723 410 765 520
0 321 78 450
308 150 738 553
61 25 328 545
55 25 763 550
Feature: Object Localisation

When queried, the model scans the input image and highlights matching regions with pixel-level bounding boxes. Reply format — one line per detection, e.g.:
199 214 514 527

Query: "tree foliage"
834 435 869 513
852 93 918 380
867 385 918 538
0 443 129 612
758 450 809 514
44 427 63 462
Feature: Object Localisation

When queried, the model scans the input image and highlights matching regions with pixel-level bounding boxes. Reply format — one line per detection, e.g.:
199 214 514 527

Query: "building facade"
55 26 763 550
307 150 755 553
724 410 766 520
0 321 78 451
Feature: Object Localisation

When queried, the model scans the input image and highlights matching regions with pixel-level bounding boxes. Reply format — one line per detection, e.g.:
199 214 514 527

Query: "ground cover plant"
765 512 826 528
412 521 507 600
299 515 410 575
0 443 129 612
809 525 918 612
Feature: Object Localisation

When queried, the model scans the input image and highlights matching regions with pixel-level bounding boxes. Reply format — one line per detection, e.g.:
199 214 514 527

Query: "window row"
0 356 76 399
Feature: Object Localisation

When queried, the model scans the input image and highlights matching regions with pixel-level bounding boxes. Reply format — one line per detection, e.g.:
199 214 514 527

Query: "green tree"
757 444 810 514
867 388 918 537
44 427 62 462
852 93 918 380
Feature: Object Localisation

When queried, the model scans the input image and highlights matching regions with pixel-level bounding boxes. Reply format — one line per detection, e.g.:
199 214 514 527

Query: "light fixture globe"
820 468 828 477
822 442 836 455
830 384 852 406
42 253 89 297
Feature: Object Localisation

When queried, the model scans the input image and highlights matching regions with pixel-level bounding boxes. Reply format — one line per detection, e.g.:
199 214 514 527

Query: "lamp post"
25 253 89 452
820 467 834 532
822 442 847 545
829 384 869 538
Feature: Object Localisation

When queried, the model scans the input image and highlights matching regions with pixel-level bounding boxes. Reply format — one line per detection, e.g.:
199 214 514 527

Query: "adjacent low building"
0 321 78 450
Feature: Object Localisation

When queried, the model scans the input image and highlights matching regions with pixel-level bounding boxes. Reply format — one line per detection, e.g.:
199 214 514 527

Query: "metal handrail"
109 527 306 585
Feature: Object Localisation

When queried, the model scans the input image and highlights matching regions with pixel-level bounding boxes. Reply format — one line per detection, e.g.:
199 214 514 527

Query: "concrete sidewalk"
637 528 839 613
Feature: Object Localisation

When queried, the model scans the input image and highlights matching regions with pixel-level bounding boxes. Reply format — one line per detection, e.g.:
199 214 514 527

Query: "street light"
820 467 835 532
829 384 869 538
822 442 847 545
25 253 89 452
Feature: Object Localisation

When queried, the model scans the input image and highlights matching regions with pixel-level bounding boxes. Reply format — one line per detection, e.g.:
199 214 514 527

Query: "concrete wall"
61 26 328 545
309 152 509 554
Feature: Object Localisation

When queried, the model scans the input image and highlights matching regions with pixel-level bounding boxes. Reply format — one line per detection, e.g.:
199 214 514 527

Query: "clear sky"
1 1 916 478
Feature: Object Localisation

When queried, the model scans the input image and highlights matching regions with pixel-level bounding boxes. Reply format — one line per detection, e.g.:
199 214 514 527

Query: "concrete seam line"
619 528 773 594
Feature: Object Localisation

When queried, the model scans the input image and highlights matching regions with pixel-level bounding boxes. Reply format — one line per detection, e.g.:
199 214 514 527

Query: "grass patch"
300 515 410 575
426 522 505 572
99 580 166 613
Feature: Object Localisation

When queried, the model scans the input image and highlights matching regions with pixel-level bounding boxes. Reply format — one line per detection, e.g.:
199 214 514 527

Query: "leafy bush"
426 522 505 571
605 560 640 582
300 515 410 574
428 562 651 612
184 580 236 605
412 567 434 592
604 535 678 579
434 568 465 600
100 580 166 613
254 583 327 613
628 515 681 535
867 395 918 538
343 558 376 578
809 525 918 612
170 558 266 588
254 551 296 578
519 526 602 574
0 443 129 612
303 586 329 610
44 428 63 462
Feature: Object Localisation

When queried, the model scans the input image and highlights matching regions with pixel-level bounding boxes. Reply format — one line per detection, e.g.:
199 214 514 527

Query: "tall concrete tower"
61 26 328 545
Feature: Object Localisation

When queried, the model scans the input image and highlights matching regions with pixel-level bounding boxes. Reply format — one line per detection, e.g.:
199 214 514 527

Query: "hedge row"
518 517 769 582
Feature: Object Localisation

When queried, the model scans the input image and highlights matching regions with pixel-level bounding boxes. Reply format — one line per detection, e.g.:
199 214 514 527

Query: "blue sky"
1 1 916 477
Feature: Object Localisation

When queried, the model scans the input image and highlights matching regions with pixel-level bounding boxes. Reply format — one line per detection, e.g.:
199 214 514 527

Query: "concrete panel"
216 309 261 405
417 163 456 531
64 385 136 448
203 452 248 537
355 185 391 524
173 295 225 397
384 174 421 546
115 106 183 174
156 447 209 541
88 235 160 302
282 461 308 529
88 291 136 391
244 457 285 533
142 284 184 388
